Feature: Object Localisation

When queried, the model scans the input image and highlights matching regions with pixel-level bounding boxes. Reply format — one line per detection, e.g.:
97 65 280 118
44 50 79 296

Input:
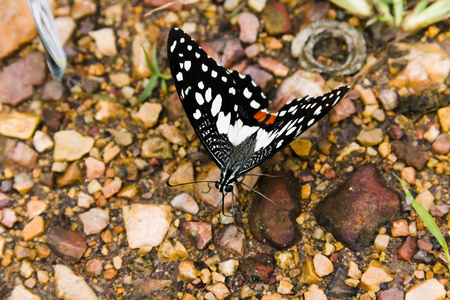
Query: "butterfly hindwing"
167 28 270 167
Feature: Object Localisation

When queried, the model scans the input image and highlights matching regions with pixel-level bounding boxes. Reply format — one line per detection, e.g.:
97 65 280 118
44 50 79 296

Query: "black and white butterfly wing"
240 85 350 173
167 28 271 168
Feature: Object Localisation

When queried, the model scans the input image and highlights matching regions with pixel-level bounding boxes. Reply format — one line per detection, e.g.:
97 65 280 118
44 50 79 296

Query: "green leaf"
160 73 172 80
152 46 161 75
138 76 158 104
142 46 156 74
160 78 167 94
394 174 450 262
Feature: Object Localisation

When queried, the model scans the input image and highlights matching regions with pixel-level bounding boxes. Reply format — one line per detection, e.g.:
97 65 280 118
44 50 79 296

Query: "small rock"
180 221 212 250
354 85 377 105
79 208 109 235
242 66 274 93
356 128 384 146
215 225 245 255
178 261 198 280
13 172 34 195
133 102 163 128
397 236 418 262
304 284 327 300
258 57 289 77
158 240 188 261
41 81 66 102
374 234 390 251
429 205 449 217
277 279 293 295
89 28 117 56
415 190 434 211
109 72 131 87
33 131 54 153
158 124 186 145
27 200 47 219
0 112 40 140
122 204 172 250
248 0 266 12
392 219 409 237
141 137 173 160
43 107 64 132
424 125 440 143
20 216 45 241
392 140 429 170
377 89 398 110
10 142 39 169
290 139 312 158
335 142 366 163
1 208 17 228
329 98 356 123
244 44 260 58
360 260 394 292
78 192 94 208
261 2 291 35
240 254 274 283
117 184 142 201
85 157 105 181
206 283 230 300
0 192 9 208
131 34 152 79
55 264 98 300
8 284 41 300
326 264 358 298
437 105 450 132
274 251 295 270
195 165 234 208
54 130 94 162
431 133 450 155
313 254 334 277
46 227 87 262
315 164 400 251
56 161 83 187
388 125 404 140
405 278 445 300
401 167 416 184
202 38 244 69
378 287 404 300
348 262 361 279
300 257 322 284
114 129 134 146
0 53 46 106
238 12 259 44
86 259 103 277
95 100 128 123
170 193 199 215
102 177 122 198
218 259 239 277
15 245 37 261
133 278 173 298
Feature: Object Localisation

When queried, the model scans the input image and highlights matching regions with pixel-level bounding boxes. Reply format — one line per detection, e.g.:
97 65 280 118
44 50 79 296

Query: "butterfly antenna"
166 180 216 187
244 173 285 178
238 182 287 211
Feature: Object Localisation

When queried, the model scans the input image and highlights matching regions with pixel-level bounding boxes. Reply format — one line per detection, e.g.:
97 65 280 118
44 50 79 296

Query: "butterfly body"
167 28 350 204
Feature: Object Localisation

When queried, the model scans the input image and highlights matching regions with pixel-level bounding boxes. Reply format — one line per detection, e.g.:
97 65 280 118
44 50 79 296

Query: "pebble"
131 34 152 79
54 130 94 161
114 129 134 146
378 287 404 300
196 165 234 208
109 72 131 87
133 102 163 128
299 257 322 284
374 234 390 251
290 139 312 158
157 240 188 261
89 28 117 57
242 66 274 92
258 57 289 77
348 262 361 279
277 279 293 294
392 219 409 237
170 193 199 215
401 167 416 184
405 278 445 300
240 254 274 282
122 204 172 250
72 0 96 19
33 131 54 153
329 98 356 123
180 221 212 250
15 245 37 261
238 12 259 44
215 225 245 255
424 125 440 143
223 0 240 11
8 284 41 300
392 140 429 170
415 190 434 211
274 251 295 269
378 142 391 158
313 254 334 277
158 124 187 145
20 216 45 241
397 236 419 261
178 261 198 280
56 161 83 187
102 177 122 198
206 283 231 300
261 2 291 35
432 133 450 155
244 44 260 58
41 81 65 103
141 137 173 160
355 85 377 105
0 112 40 140
429 205 449 217
55 264 98 300
388 125 404 140
1 207 17 228
377 89 398 110
85 157 105 181
0 53 46 106
10 142 39 169
360 260 394 292
95 100 128 122
218 259 239 277
437 106 450 132
315 164 400 252
26 200 47 219
46 227 87 262
13 172 34 195
304 284 327 300
248 0 266 12
79 208 109 235
356 128 384 146
86 259 103 277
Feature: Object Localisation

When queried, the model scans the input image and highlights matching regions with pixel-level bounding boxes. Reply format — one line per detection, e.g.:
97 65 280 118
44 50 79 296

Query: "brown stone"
133 278 174 298
46 227 87 263
397 236 418 262
56 161 83 187
180 221 212 250
15 245 37 261
315 164 401 251
392 140 429 170
240 254 275 283
86 258 103 277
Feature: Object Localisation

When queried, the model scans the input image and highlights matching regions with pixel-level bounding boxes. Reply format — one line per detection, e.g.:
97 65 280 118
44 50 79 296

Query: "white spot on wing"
170 41 177 52
307 118 315 126
202 64 208 72
184 60 191 71
195 92 204 105
314 106 322 115
229 87 236 95
279 110 286 117
205 88 212 102
243 88 252 99
180 38 185 43
216 112 231 134
277 140 284 148
198 81 204 89
193 109 201 119
195 52 200 58
250 100 260 109
211 70 218 78
211 94 222 117
221 76 227 82
176 72 183 81
187 45 192 51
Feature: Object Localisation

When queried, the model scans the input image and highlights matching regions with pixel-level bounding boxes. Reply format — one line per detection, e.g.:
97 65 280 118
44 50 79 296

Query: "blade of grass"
392 0 404 27
394 174 450 264
142 46 156 74
160 78 167 94
138 76 158 104
151 47 161 75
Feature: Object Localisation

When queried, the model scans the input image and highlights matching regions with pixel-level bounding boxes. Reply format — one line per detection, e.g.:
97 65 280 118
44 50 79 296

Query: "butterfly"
167 27 350 208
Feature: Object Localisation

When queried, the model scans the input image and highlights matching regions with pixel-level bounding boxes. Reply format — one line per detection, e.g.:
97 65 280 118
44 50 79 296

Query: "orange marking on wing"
266 114 276 125
253 111 267 122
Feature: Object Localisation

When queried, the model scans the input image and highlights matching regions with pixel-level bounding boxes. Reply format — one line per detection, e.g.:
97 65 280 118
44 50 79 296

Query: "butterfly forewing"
167 27 350 177
167 28 271 167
